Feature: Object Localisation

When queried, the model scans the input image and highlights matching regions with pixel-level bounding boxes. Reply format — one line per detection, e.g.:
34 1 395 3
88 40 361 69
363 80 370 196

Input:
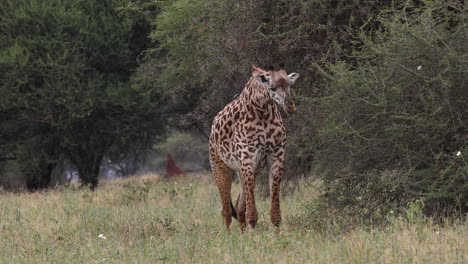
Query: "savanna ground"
0 173 466 264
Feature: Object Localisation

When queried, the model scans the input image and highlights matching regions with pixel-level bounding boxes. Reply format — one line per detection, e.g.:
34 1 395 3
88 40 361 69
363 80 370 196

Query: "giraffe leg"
269 152 285 229
210 151 234 231
235 186 246 232
240 166 258 230
235 170 260 233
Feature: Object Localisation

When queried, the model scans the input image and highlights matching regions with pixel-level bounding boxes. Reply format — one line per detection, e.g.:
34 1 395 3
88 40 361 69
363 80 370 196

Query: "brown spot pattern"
209 65 296 233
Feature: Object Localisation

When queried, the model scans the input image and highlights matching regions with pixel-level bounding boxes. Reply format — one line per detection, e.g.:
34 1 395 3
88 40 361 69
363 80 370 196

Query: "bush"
314 1 467 222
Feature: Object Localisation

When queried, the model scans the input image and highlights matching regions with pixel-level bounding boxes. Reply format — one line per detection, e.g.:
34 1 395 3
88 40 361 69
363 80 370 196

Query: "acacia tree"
0 0 166 189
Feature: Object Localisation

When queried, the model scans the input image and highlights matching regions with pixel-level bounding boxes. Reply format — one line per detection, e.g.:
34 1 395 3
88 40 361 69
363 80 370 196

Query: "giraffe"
209 65 299 232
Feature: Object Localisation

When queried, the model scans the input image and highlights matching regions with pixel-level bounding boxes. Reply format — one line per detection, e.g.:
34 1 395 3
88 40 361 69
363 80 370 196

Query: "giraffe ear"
279 63 285 70
251 65 260 74
288 72 299 84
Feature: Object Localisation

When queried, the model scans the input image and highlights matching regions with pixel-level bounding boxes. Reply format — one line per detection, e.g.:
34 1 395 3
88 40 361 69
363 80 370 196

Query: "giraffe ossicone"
209 65 299 232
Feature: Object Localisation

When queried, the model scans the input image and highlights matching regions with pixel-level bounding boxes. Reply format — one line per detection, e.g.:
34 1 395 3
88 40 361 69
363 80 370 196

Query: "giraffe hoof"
248 220 256 228
272 218 281 227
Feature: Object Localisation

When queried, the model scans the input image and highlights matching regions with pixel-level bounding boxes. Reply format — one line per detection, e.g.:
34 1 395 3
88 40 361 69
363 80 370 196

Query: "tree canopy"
0 0 167 189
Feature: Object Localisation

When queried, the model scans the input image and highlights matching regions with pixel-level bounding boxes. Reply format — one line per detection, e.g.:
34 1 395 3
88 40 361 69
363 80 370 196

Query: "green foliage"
315 1 467 221
0 0 167 188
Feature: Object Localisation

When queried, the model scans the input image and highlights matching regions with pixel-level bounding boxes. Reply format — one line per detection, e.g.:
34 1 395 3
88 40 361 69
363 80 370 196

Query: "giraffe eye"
271 87 277 91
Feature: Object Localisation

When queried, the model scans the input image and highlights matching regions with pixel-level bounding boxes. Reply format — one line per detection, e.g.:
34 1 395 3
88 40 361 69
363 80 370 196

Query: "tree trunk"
25 162 54 191
70 152 103 190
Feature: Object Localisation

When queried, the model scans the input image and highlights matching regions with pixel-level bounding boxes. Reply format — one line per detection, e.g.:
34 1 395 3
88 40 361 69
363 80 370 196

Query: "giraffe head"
252 64 299 114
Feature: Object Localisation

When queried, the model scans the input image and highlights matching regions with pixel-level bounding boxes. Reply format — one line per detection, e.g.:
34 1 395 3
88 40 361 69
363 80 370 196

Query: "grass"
0 173 466 263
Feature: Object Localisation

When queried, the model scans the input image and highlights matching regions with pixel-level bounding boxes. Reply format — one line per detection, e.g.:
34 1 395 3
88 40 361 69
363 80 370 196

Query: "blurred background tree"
0 0 167 189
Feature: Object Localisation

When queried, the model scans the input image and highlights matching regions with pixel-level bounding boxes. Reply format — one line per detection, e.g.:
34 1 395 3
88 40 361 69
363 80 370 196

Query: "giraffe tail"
230 200 238 220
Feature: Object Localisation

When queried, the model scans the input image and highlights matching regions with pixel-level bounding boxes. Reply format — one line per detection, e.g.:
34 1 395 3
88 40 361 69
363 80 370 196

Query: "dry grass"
0 173 466 263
